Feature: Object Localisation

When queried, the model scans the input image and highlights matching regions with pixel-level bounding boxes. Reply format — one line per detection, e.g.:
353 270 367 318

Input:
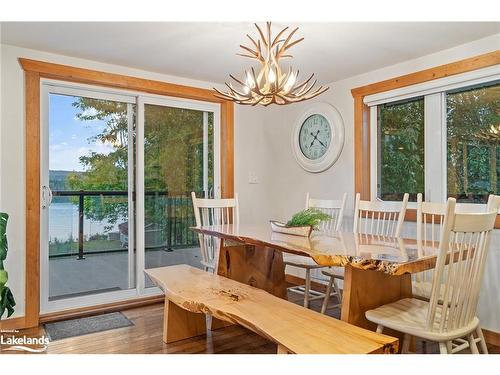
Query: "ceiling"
1 22 499 84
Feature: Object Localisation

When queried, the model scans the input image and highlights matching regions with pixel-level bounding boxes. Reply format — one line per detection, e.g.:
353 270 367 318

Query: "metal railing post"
77 192 85 260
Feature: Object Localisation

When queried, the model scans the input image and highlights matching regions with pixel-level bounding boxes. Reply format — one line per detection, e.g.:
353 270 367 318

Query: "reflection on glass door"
139 99 219 288
41 84 136 311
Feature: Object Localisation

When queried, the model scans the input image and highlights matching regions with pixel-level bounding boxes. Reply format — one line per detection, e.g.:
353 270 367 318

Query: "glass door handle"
41 185 53 209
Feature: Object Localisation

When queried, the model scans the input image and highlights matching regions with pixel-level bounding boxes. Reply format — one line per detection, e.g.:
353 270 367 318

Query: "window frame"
368 67 500 206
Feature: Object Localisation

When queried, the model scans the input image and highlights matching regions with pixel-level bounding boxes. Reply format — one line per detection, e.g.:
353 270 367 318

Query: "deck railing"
50 190 203 259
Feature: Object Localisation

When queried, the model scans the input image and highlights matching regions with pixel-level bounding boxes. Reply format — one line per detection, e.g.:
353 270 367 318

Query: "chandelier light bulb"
284 72 296 92
268 68 276 83
245 71 255 88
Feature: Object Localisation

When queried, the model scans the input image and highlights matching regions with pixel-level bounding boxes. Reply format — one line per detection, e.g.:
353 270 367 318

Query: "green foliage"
379 97 425 201
446 83 500 202
379 82 499 203
286 208 331 230
0 212 16 319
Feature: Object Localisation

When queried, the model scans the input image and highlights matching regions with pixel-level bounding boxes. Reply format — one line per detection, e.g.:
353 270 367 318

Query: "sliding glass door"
40 83 137 312
137 96 220 291
40 81 220 312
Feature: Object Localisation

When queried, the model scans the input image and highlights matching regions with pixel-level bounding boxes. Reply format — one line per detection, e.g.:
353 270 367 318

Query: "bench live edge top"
145 264 398 354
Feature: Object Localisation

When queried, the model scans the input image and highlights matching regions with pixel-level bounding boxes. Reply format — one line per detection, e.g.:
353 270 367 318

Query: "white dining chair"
414 193 500 300
191 192 239 273
321 193 409 314
284 192 347 309
366 197 498 354
353 192 409 237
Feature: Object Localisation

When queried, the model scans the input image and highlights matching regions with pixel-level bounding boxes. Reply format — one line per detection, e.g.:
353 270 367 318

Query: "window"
446 82 500 203
367 67 500 204
377 97 424 202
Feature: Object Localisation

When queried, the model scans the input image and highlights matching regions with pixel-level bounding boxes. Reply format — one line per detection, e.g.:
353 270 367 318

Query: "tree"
379 98 425 201
447 84 500 202
66 97 213 245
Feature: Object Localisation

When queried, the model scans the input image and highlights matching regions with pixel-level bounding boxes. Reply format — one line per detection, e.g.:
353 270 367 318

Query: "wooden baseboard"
0 316 27 330
39 295 164 324
285 273 328 293
483 328 500 347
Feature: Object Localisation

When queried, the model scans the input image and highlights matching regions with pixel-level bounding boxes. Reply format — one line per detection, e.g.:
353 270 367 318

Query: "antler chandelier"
214 22 329 106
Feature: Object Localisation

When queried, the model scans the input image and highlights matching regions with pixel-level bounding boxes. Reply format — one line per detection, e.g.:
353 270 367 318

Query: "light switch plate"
248 172 259 184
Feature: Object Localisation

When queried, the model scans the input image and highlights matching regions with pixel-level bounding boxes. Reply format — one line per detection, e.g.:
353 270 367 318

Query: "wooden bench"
145 264 399 354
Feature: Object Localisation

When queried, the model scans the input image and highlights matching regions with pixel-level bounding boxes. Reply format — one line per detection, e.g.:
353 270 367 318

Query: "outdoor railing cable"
50 190 204 259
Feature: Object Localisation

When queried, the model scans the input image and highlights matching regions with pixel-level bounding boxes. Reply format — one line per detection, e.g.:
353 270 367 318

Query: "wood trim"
18 58 227 104
220 101 235 199
25 70 41 328
482 328 500 347
351 51 500 97
354 96 371 199
39 295 164 324
0 316 26 330
352 51 500 225
19 58 234 330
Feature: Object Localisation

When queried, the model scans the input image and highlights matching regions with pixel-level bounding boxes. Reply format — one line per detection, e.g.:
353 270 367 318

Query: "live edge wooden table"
192 224 439 332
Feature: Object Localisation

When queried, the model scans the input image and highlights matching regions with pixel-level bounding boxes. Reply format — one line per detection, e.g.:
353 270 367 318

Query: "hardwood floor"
1 291 499 354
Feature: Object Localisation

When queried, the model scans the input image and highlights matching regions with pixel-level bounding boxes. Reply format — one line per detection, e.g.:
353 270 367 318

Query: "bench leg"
163 299 206 344
207 315 233 331
277 344 290 354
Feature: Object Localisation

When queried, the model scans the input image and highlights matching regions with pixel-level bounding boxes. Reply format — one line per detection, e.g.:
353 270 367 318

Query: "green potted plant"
270 208 331 237
0 212 16 319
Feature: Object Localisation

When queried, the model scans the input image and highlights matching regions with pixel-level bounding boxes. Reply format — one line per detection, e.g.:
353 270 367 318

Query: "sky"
49 94 115 171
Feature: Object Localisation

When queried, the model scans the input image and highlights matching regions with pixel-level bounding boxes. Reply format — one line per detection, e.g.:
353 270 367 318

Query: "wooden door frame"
351 50 500 227
16 58 234 329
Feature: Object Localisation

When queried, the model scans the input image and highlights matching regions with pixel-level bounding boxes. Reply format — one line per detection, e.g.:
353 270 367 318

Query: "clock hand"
317 139 326 148
309 130 320 146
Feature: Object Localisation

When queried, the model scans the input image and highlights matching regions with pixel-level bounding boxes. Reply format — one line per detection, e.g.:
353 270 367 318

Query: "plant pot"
269 220 312 237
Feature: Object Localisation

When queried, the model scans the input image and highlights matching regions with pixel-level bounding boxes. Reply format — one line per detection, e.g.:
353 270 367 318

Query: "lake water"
49 202 122 242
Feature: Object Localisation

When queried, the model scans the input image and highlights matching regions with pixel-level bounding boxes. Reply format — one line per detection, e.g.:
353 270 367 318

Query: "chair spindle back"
426 198 497 333
306 192 347 232
191 192 239 271
353 193 409 237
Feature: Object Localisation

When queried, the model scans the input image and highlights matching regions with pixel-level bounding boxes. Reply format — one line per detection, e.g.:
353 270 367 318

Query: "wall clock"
291 102 345 173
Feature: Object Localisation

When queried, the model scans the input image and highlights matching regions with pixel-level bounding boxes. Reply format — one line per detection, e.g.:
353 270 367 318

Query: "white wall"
257 33 500 332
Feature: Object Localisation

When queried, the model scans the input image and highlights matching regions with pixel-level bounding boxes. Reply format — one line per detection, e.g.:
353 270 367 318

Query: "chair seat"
365 298 479 342
321 267 344 280
283 254 322 269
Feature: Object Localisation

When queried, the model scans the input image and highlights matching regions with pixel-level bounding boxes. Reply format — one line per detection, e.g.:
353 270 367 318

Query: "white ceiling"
1 22 499 84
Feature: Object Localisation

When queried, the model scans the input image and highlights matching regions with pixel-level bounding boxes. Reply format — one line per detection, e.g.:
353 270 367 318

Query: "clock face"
298 114 331 160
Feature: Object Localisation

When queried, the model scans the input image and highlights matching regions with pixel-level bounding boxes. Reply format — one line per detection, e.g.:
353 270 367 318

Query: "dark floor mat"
44 312 134 341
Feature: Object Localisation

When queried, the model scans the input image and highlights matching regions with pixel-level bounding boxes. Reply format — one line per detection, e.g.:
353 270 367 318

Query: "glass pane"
143 104 214 287
48 93 134 300
377 97 425 201
447 81 500 203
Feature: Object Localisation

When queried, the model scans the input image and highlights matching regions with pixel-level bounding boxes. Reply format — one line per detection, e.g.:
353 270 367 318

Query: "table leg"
341 265 412 352
216 241 288 299
341 265 412 328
